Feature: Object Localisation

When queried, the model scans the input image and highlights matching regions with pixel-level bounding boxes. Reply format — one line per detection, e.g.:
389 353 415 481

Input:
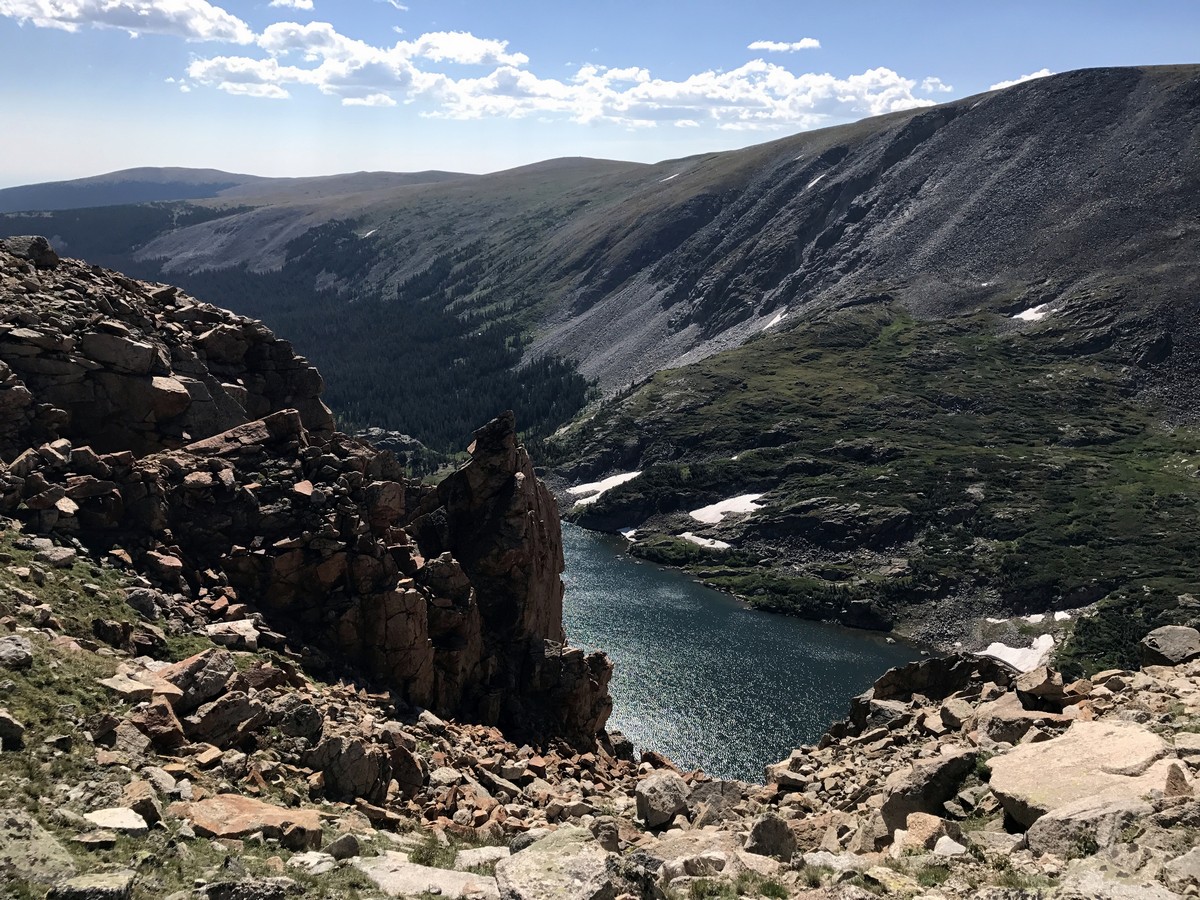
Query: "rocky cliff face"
0 236 611 747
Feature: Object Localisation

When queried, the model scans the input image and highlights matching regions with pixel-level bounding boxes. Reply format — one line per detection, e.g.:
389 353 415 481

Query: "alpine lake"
561 523 921 782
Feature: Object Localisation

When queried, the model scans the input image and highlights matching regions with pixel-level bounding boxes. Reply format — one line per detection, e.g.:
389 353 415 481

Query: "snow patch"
985 617 1009 625
1025 614 1045 624
1054 611 1072 622
660 173 680 183
361 229 377 238
680 532 731 550
762 310 787 330
806 174 827 190
620 528 638 541
730 454 740 461
1013 303 1054 321
689 494 764 524
569 471 641 506
977 634 1055 673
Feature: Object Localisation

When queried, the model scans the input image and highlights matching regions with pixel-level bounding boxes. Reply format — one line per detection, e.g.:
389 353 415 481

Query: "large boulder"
635 771 691 828
180 794 322 849
494 827 613 900
971 690 1071 744
0 635 33 670
0 709 25 750
305 735 392 804
1140 625 1200 666
987 720 1189 828
46 871 134 900
880 747 977 832
2 235 59 269
355 852 499 899
184 692 268 748
1025 795 1153 857
154 648 236 714
744 813 796 861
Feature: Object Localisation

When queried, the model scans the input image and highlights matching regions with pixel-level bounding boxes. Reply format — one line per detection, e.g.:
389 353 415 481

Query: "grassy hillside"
546 301 1200 675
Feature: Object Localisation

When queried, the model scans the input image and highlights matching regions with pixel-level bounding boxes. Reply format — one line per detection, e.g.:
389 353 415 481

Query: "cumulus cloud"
269 0 313 9
185 18 938 129
747 38 820 52
7 7 942 130
0 0 253 43
921 76 953 93
410 31 528 66
989 68 1054 91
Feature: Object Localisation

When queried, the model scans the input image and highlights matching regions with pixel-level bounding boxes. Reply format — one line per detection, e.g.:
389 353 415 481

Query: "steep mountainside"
6 66 1198 451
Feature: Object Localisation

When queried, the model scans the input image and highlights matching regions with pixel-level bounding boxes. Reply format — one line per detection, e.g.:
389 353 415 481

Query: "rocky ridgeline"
2 237 1200 899
0 235 611 746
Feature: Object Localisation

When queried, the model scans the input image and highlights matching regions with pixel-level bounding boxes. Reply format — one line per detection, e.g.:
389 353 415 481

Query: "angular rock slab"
1025 795 1152 857
635 770 690 828
82 808 148 836
0 807 76 886
494 827 613 900
355 851 499 899
988 720 1184 827
47 871 134 900
178 794 322 848
880 747 976 832
1141 625 1200 666
0 634 33 670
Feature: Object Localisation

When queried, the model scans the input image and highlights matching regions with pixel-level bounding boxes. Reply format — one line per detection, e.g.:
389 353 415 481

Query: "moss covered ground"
548 303 1200 674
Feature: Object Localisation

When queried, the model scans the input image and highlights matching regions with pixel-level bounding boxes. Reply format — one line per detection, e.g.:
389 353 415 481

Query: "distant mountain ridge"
0 166 470 213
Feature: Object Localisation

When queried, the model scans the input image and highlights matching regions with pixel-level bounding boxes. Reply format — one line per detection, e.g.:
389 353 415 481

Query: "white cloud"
10 7 940 129
921 76 953 93
378 0 407 8
192 26 939 126
0 0 253 43
989 68 1054 91
343 93 396 107
270 0 313 9
411 31 528 66
747 38 820 52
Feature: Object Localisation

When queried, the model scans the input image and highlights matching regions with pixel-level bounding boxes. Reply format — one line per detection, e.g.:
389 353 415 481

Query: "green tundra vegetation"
548 302 1200 676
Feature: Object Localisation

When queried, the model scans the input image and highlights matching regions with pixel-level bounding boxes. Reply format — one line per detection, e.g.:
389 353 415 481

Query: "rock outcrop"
0 240 610 747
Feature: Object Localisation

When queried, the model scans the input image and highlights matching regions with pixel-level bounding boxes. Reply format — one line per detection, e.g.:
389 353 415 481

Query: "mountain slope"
0 66 1197 449
0 166 470 213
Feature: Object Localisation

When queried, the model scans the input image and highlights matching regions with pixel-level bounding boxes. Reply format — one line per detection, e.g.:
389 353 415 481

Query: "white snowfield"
679 532 731 550
568 471 641 506
763 310 787 330
806 174 827 190
1013 303 1055 321
689 494 764 524
977 633 1055 672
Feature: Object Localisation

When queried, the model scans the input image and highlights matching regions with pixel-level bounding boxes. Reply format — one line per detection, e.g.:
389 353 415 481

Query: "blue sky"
1 1 1197 186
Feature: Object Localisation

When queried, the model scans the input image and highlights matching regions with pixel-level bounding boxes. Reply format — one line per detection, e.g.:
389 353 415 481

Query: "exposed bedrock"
0 240 611 747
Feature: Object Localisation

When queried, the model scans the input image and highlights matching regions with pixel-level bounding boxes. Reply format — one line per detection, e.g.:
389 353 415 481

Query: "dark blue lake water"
561 523 920 781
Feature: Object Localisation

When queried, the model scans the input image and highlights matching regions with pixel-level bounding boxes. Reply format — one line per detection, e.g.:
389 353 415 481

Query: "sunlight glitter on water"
561 523 920 782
